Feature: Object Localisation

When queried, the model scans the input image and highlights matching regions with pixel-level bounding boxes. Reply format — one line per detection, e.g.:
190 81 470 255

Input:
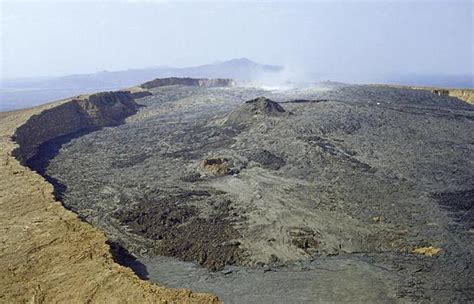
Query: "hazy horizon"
0 57 281 81
1 0 472 86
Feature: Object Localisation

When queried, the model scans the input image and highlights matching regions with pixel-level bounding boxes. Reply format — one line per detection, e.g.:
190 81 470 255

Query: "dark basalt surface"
114 190 243 270
28 84 474 303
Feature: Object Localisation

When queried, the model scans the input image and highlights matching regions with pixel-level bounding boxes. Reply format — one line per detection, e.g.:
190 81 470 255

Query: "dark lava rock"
249 150 286 170
114 192 242 271
243 97 286 116
433 189 474 229
224 97 287 126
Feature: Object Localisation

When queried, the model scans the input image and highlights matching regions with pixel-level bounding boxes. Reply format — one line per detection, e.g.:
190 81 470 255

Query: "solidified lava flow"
19 83 474 303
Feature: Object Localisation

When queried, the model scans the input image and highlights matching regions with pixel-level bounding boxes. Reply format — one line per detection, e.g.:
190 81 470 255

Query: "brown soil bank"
433 88 474 105
0 93 218 303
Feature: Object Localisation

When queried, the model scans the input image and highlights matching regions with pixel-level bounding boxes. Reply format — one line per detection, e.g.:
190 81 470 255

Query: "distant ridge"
140 77 235 89
0 58 283 111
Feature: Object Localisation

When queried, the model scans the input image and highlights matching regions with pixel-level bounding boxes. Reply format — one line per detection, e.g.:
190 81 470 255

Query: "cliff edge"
0 93 218 303
435 88 474 105
372 84 474 105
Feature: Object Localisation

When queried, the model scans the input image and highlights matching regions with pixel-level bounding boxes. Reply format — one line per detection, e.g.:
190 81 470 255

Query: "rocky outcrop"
431 89 449 96
12 91 139 164
223 97 287 126
140 77 235 89
200 157 231 176
243 97 286 115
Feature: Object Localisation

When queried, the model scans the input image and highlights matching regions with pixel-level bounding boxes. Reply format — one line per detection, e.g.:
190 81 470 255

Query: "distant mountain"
0 58 283 111
170 58 282 80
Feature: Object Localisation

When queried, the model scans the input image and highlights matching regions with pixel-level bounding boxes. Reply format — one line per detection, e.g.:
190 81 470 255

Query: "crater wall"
0 92 218 303
12 91 139 164
141 77 235 89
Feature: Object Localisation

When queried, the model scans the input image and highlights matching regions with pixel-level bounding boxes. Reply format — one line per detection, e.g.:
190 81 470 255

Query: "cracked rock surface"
37 84 473 303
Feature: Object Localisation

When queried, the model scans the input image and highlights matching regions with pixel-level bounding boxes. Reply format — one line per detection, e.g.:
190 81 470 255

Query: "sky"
1 0 473 83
